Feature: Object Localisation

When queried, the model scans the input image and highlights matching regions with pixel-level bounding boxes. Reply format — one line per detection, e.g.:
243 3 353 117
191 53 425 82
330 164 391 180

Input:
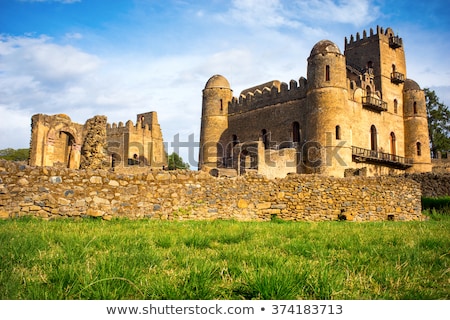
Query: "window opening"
292 122 300 143
370 125 377 153
390 132 396 155
262 129 269 149
335 125 341 140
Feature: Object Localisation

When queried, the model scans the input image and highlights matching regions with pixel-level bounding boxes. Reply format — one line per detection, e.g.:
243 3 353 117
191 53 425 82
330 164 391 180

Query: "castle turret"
403 79 432 172
305 40 351 176
199 75 233 171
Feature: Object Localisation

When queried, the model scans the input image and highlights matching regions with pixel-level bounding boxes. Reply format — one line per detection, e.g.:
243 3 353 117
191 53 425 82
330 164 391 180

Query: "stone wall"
405 173 450 197
0 160 423 221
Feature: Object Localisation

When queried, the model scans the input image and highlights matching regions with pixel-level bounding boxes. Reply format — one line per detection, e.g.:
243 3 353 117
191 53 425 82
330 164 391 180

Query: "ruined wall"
80 116 108 169
0 160 423 222
405 173 450 197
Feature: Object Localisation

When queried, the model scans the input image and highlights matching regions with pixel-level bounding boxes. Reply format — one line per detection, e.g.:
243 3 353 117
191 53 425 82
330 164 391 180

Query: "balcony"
352 146 413 169
391 71 405 84
362 96 388 112
389 36 403 49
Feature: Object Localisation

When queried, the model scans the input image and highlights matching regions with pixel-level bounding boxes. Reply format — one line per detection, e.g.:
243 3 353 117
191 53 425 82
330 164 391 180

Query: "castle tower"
403 79 432 172
344 26 406 102
136 111 166 167
305 40 351 176
199 75 233 171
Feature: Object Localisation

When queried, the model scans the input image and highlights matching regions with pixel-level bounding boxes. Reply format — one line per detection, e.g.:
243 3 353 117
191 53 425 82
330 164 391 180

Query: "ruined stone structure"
199 26 432 178
29 112 167 170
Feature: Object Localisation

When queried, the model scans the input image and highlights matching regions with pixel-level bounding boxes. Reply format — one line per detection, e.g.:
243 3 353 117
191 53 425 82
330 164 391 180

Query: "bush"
422 196 450 215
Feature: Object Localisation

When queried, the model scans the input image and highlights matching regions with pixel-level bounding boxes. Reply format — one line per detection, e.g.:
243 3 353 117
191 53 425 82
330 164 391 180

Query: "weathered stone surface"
0 210 9 219
108 180 119 187
87 208 104 217
1 159 446 222
49 176 62 184
89 176 102 184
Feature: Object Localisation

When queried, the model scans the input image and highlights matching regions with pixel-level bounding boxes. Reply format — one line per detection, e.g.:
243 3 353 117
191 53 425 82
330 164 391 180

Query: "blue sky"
1 0 449 166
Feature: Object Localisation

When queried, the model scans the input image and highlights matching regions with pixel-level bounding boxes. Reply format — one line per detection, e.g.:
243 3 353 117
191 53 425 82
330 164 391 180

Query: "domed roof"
403 79 421 91
205 74 230 89
310 40 341 57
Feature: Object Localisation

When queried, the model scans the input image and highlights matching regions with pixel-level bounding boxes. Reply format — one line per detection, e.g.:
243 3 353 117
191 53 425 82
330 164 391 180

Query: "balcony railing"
391 71 405 84
352 146 413 169
389 36 403 49
362 96 388 112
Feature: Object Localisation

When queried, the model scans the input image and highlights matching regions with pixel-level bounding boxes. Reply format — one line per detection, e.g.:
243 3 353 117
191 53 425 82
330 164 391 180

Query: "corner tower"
403 79 432 172
199 75 233 171
305 40 351 176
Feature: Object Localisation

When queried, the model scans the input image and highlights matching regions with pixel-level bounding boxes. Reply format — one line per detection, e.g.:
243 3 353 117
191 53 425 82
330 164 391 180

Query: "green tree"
0 148 29 161
424 88 450 158
167 152 190 170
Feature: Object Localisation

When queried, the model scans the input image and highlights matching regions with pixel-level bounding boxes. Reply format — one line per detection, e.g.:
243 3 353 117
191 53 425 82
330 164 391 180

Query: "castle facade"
199 26 432 178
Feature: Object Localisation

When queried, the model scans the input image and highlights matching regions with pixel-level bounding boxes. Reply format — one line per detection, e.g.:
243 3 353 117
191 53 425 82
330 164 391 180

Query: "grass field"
0 215 449 300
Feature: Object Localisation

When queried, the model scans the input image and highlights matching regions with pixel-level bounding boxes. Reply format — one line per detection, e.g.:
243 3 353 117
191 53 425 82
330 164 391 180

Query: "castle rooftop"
309 40 341 57
205 74 230 89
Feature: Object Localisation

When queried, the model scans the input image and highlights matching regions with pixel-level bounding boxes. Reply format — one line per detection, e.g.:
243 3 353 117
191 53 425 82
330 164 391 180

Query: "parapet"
345 26 400 49
229 77 307 114
106 120 151 133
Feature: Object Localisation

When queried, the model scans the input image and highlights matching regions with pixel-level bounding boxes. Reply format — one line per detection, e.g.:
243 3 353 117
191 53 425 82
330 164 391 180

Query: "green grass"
0 217 449 300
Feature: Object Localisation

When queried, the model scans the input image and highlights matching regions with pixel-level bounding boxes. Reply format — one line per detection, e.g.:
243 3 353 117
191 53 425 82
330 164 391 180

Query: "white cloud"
294 0 380 27
218 0 302 29
0 35 100 88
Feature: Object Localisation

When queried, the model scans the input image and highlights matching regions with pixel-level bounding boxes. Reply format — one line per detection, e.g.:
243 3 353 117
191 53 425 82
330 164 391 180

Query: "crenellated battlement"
228 77 307 114
345 26 400 49
106 119 152 134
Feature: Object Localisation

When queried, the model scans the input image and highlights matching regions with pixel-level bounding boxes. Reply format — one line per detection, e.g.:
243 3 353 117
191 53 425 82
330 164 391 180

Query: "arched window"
370 125 377 152
220 99 223 112
413 101 417 114
366 85 372 96
335 125 341 140
232 134 239 147
394 99 398 114
392 64 396 73
416 142 422 156
390 132 396 155
292 122 300 143
262 129 269 149
325 65 330 81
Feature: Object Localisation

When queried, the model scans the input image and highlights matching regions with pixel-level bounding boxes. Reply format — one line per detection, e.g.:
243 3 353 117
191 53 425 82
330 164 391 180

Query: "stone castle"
199 26 432 178
2 26 447 222
29 111 167 170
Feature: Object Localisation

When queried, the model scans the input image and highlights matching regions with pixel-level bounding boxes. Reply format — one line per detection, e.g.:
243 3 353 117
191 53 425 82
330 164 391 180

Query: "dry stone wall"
405 173 450 197
0 160 423 221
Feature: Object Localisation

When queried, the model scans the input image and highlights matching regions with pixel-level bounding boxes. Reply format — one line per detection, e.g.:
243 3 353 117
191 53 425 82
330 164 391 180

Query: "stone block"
58 198 71 206
237 199 248 208
0 210 9 219
49 176 62 184
108 180 119 187
89 176 102 184
87 208 103 217
256 202 272 209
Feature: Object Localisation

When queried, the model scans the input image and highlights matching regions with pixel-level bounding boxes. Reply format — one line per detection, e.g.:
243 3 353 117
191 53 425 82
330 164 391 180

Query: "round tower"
305 40 351 176
199 74 233 171
403 79 432 172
